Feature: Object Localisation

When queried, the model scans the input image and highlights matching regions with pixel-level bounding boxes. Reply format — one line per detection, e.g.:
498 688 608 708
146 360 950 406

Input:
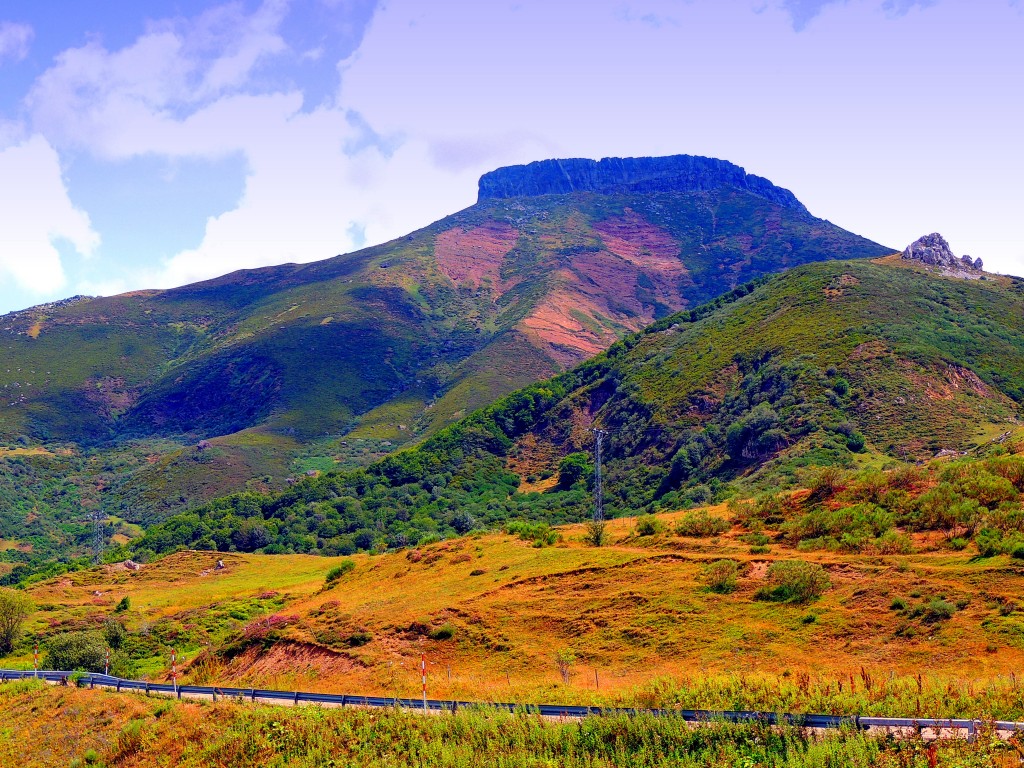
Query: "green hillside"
134 257 1024 558
0 155 889 564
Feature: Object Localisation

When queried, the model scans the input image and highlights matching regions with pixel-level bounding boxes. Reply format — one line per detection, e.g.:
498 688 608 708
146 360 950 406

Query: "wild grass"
1 683 1022 768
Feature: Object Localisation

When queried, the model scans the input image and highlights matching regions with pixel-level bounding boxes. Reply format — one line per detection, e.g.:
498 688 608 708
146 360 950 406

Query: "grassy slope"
0 185 888 557
135 257 1024 557
20 502 1024 710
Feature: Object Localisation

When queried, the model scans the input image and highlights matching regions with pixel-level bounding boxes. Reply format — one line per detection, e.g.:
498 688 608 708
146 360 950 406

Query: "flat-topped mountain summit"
478 154 807 211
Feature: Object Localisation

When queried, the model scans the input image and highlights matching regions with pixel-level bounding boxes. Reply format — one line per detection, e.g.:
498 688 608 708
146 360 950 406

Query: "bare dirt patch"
227 641 364 678
434 223 519 295
592 212 688 281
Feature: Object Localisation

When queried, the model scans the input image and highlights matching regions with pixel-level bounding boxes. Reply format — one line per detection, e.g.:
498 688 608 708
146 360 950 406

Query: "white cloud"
0 21 32 63
0 136 99 295
25 1 291 156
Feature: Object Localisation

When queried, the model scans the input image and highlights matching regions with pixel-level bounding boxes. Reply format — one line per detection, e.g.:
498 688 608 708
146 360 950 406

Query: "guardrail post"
251 689 256 702
116 680 121 692
294 691 299 705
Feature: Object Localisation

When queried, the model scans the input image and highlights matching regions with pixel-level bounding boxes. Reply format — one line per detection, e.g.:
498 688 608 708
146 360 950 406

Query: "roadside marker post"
105 648 110 676
171 648 178 696
422 654 427 712
33 642 38 678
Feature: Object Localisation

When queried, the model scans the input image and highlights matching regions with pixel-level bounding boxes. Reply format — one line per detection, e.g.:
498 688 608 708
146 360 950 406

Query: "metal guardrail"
2 669 1023 734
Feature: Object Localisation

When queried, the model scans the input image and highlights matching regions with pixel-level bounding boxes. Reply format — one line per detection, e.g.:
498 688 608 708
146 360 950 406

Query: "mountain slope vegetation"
0 155 889 561
134 257 1024 557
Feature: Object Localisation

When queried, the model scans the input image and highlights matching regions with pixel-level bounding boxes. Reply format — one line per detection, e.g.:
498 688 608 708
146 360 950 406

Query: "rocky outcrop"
902 233 982 272
478 155 809 213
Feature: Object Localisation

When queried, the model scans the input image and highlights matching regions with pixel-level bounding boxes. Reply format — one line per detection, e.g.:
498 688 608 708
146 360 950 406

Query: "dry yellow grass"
20 506 1024 705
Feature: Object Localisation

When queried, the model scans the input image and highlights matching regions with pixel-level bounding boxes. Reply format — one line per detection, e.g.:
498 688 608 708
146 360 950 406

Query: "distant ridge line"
478 154 808 213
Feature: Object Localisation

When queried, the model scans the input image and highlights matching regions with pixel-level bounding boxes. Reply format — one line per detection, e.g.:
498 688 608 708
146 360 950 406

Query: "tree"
555 648 576 684
558 453 592 489
0 588 34 655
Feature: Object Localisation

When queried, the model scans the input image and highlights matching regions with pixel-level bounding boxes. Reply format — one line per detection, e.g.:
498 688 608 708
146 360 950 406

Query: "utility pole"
80 508 106 564
591 429 608 522
92 509 105 564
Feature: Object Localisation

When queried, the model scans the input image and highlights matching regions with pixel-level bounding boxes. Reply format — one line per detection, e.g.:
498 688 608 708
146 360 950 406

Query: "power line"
591 429 608 522
589 425 667 522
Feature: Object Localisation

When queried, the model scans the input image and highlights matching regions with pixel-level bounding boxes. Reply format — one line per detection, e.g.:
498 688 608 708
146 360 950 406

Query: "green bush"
506 521 559 546
890 598 907 611
975 528 1003 558
325 559 356 585
923 598 956 623
428 623 455 641
45 630 107 672
584 519 607 547
346 631 372 647
635 515 665 537
755 560 830 604
700 559 740 594
104 619 127 650
749 545 771 555
114 596 131 613
674 510 729 537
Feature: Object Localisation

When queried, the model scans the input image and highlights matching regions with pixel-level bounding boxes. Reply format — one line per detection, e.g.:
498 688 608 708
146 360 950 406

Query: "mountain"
0 154 889 536
133 255 1024 558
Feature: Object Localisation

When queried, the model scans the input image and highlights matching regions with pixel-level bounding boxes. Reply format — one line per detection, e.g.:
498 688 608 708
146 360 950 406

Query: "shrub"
808 466 846 501
45 630 106 672
749 545 771 555
346 631 372 647
923 598 956 623
428 623 455 641
948 538 968 551
755 560 830 604
700 559 740 594
890 598 907 611
584 520 607 547
103 619 127 650
0 587 34 655
325 559 356 585
506 521 559 546
675 510 729 537
875 530 914 555
635 515 665 537
975 528 1003 558
114 596 131 613
801 613 818 624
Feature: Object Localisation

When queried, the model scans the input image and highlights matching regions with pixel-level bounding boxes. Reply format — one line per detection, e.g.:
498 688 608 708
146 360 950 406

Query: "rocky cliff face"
478 155 809 213
902 233 982 272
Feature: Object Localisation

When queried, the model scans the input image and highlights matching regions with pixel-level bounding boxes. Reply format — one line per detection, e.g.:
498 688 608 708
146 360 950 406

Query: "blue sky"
0 0 1021 313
